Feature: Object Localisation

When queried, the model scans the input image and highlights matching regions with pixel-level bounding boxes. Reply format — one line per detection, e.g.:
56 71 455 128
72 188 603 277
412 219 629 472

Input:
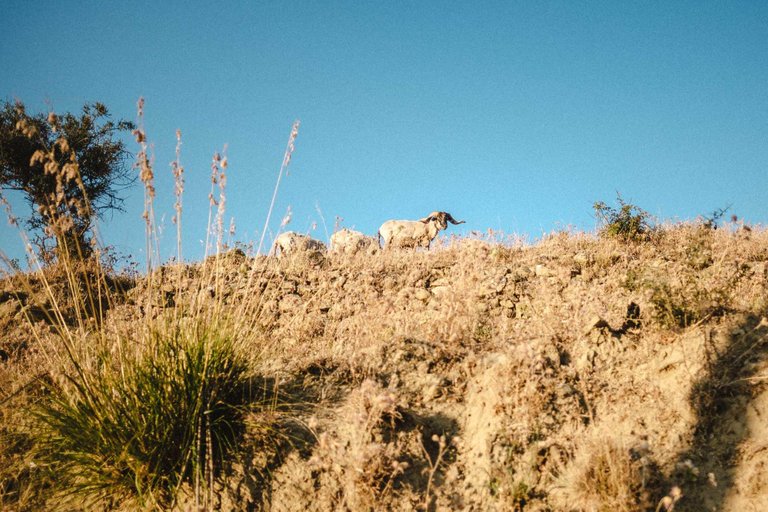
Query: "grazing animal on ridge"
271 231 326 257
378 211 465 249
329 228 378 255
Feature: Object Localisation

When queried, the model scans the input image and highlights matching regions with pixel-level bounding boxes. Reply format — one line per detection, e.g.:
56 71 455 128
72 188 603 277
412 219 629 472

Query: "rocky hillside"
2 224 768 511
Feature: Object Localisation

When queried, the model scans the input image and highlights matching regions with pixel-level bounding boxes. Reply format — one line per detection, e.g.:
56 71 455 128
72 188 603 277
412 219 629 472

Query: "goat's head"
419 211 466 231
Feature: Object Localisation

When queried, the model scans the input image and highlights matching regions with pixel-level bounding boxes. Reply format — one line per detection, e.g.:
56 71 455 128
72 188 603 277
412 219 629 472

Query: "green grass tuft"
34 322 250 509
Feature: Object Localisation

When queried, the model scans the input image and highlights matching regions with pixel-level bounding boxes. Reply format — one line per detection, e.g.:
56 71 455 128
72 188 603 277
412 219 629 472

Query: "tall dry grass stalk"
171 128 184 265
133 97 158 274
257 120 299 256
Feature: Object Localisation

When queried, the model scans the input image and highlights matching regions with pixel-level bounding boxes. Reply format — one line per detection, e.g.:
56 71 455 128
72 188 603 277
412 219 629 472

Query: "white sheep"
329 228 378 255
271 231 326 257
378 211 465 249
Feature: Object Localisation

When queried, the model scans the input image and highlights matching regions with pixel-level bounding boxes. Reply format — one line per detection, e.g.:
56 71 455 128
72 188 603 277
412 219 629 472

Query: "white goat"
330 228 378 255
378 211 465 249
271 231 326 257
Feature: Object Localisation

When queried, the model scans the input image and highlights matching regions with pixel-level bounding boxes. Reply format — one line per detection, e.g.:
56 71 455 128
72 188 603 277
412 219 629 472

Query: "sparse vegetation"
2 105 768 511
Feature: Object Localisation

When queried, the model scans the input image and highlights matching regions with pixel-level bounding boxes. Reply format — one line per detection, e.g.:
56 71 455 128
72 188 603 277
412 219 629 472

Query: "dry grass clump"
0 349 51 509
266 378 457 512
303 380 408 509
621 224 765 330
553 433 656 512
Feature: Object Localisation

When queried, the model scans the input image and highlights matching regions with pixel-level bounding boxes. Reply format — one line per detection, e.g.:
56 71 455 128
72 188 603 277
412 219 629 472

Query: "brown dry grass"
2 223 768 510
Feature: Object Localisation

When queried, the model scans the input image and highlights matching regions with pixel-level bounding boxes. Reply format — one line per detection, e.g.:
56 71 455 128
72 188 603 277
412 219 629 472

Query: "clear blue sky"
2 1 767 265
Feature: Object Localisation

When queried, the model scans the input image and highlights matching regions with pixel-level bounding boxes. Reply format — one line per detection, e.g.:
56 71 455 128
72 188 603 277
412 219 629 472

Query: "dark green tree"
0 100 135 259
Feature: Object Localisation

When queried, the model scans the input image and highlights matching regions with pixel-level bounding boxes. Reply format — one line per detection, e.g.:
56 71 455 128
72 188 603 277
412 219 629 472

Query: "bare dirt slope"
3 225 768 511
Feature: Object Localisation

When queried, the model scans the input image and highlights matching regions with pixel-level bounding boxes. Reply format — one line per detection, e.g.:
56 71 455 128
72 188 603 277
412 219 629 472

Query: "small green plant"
701 205 731 230
649 282 698 329
510 480 531 507
682 229 715 271
34 321 250 509
488 477 500 497
593 194 652 242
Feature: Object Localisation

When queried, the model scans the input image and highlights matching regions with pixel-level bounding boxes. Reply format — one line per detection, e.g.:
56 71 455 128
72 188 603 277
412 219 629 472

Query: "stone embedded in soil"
582 315 611 336
413 288 431 302
500 299 515 309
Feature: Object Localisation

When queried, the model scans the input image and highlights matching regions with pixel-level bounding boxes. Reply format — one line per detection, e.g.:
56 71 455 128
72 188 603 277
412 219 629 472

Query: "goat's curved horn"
445 212 465 225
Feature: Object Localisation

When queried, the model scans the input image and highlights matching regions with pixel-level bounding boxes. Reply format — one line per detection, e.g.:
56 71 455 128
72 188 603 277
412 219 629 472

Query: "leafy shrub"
648 282 700 329
593 195 653 242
